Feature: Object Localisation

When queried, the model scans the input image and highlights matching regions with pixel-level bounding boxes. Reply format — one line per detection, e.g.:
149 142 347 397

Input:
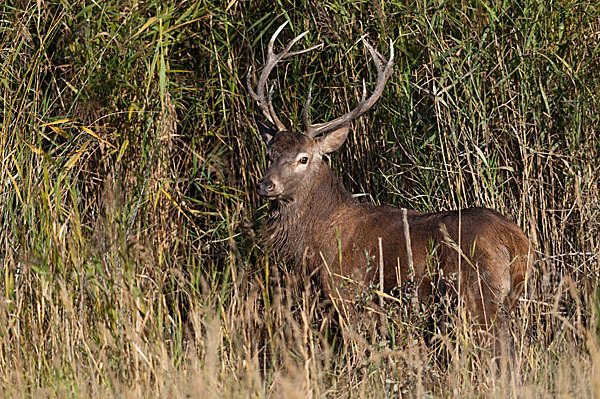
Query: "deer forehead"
269 131 317 156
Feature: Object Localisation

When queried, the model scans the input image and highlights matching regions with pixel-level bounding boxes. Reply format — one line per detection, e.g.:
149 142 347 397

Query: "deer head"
248 21 394 201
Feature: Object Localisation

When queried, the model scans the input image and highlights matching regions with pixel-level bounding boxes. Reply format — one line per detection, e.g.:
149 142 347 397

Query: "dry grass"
1 0 599 397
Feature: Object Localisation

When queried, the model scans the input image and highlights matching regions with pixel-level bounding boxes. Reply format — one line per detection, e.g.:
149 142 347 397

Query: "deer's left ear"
315 124 350 154
257 119 277 145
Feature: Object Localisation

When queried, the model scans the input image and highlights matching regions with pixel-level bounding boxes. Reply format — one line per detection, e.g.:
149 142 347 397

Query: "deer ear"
315 124 350 154
257 119 277 144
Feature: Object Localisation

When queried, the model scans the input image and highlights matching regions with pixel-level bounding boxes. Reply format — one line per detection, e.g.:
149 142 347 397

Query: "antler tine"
302 86 316 131
286 43 323 58
267 84 286 131
303 81 368 136
248 21 320 132
304 37 394 138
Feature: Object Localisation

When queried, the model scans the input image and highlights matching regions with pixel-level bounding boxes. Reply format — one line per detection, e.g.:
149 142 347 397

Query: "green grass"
1 0 599 397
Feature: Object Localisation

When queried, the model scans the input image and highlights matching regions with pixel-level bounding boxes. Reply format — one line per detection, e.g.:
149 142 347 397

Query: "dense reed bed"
1 1 599 397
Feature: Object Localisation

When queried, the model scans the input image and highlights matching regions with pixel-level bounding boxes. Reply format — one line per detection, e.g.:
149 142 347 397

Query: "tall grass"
1 0 599 397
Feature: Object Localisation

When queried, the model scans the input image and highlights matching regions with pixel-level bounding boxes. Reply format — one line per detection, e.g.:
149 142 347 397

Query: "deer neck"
265 163 354 267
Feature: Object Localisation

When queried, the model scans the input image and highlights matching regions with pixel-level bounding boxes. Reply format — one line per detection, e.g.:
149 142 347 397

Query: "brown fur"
259 130 533 338
249 27 532 362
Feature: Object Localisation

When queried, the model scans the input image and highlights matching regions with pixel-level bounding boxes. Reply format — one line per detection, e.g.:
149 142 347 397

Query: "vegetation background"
1 0 599 397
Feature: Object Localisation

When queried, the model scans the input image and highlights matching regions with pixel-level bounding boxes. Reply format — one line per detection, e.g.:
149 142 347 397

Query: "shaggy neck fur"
265 163 354 269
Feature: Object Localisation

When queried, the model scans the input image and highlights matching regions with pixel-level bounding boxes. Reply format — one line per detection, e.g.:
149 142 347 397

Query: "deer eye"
299 156 309 164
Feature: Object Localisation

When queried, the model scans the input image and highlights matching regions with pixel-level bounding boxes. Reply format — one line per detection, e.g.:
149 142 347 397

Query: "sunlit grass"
0 0 599 397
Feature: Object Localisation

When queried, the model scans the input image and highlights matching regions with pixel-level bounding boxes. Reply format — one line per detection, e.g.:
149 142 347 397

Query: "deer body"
264 148 529 325
249 22 532 339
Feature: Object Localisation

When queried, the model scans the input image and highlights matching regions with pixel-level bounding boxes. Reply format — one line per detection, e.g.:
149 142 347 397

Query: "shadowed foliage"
1 0 599 397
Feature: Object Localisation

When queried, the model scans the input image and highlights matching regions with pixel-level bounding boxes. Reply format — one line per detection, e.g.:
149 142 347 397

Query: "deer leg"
466 257 516 375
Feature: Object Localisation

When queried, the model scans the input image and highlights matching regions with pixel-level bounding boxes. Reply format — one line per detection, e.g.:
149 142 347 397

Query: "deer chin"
258 186 284 199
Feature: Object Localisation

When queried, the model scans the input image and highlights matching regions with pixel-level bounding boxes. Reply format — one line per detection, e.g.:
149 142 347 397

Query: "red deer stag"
248 21 532 354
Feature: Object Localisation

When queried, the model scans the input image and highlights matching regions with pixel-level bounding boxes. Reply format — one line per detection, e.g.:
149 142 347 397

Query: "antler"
303 37 394 138
247 21 322 132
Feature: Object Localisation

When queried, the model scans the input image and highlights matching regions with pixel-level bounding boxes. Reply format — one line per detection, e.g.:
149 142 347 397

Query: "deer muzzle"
257 177 280 198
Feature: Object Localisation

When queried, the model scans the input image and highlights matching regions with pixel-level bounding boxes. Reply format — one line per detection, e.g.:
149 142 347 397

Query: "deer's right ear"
315 124 350 154
257 120 277 145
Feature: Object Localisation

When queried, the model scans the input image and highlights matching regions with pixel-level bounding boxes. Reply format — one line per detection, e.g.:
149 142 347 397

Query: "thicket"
1 1 599 397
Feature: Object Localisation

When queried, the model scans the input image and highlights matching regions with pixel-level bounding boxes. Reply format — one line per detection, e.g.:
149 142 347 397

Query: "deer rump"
248 21 533 346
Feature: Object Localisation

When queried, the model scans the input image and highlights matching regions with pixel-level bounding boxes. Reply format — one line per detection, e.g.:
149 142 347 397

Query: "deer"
248 21 533 361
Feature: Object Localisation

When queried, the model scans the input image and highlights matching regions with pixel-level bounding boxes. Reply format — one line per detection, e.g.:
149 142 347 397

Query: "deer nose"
257 178 276 196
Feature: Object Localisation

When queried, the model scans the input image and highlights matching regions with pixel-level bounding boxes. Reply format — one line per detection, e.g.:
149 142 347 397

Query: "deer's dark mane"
264 163 354 270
